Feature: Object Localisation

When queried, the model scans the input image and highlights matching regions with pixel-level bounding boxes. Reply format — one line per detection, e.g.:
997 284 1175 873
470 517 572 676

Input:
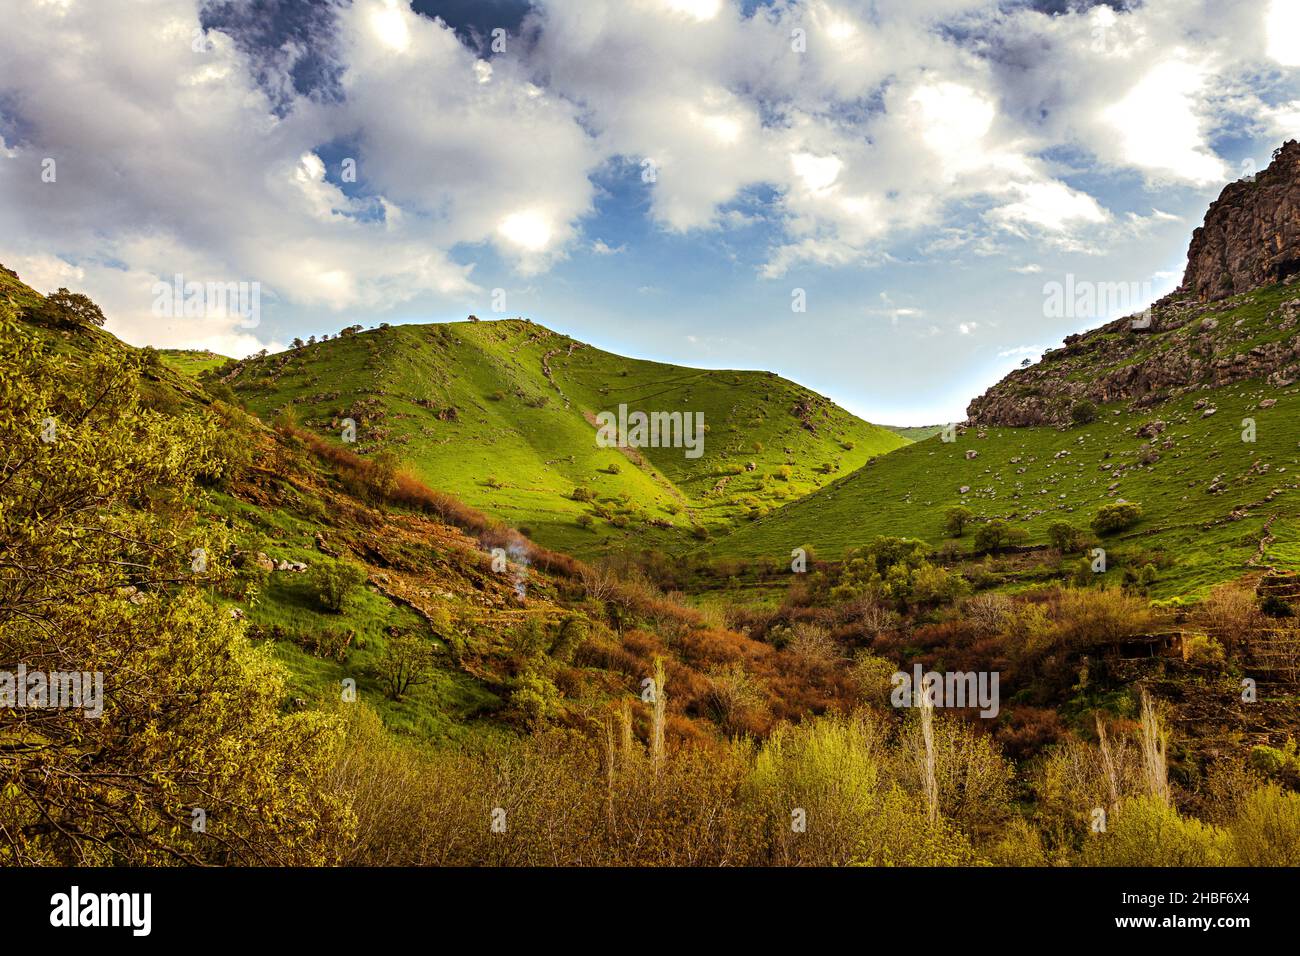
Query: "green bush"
1230 784 1300 866
1047 521 1085 553
1081 795 1229 866
1069 399 1099 425
973 519 1027 553
510 668 563 726
309 558 367 613
1091 501 1143 535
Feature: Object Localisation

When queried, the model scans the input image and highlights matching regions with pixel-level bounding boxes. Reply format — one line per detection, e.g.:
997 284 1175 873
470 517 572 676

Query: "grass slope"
881 424 944 441
160 348 230 377
713 300 1300 599
225 319 906 555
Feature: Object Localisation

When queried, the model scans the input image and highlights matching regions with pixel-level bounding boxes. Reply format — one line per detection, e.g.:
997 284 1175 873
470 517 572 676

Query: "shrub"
510 668 563 726
1069 399 1099 425
1091 501 1142 535
310 558 367 613
1182 634 1225 667
1230 784 1300 866
549 615 589 663
1081 795 1229 866
1248 739 1300 787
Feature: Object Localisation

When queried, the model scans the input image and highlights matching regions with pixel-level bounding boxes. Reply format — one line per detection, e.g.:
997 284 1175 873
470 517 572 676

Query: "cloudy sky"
2 0 1299 424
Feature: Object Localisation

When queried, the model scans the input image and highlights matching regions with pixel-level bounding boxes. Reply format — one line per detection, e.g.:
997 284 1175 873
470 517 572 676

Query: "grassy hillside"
968 282 1300 426
882 424 944 442
160 348 230 377
222 319 906 555
711 292 1300 599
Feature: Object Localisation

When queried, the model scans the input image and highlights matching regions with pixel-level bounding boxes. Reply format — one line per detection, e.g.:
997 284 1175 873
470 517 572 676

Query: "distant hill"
710 145 1300 598
219 319 906 555
160 348 230 377
881 424 945 442
967 142 1300 429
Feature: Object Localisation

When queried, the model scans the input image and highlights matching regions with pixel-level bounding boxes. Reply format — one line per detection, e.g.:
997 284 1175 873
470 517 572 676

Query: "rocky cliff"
1183 140 1300 301
966 142 1300 427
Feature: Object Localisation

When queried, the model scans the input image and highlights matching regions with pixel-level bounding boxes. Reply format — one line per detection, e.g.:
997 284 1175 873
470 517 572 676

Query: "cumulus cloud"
0 0 597 350
0 0 1297 354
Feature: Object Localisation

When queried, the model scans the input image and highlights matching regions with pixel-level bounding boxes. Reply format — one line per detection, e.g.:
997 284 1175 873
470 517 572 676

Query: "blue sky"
2 0 1300 424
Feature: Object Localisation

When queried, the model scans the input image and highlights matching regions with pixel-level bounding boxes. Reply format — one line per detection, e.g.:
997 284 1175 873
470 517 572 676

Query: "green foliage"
1229 784 1300 866
1081 796 1229 866
1069 399 1099 425
377 632 437 700
1091 501 1143 536
817 537 965 609
549 615 588 663
1248 738 1300 786
509 668 563 726
943 505 973 537
309 558 367 613
0 314 349 864
1181 633 1225 666
1047 521 1086 553
40 287 106 328
974 519 1028 553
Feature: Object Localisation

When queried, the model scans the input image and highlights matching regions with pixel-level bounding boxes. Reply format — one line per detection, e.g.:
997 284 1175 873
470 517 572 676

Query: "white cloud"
1099 58 1226 185
0 0 599 348
1267 0 1300 66
1 0 1297 354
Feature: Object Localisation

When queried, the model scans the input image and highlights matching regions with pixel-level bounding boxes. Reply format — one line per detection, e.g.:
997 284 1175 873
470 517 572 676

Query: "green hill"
881 424 944 442
160 348 230 377
710 282 1300 599
220 319 906 555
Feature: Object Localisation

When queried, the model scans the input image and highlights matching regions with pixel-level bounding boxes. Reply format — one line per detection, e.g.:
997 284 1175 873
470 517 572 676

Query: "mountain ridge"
217 314 907 555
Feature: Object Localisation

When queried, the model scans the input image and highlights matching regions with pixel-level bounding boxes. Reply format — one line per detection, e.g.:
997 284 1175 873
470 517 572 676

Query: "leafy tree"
1091 501 1143 535
973 519 1027 553
0 313 349 864
40 287 106 328
1046 521 1085 553
309 557 367 613
377 633 436 700
1229 784 1300 866
1081 795 1228 866
944 506 973 537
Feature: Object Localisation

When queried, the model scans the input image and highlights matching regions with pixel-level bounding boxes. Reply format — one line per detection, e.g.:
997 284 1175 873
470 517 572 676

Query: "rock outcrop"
965 141 1300 427
1182 140 1300 302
